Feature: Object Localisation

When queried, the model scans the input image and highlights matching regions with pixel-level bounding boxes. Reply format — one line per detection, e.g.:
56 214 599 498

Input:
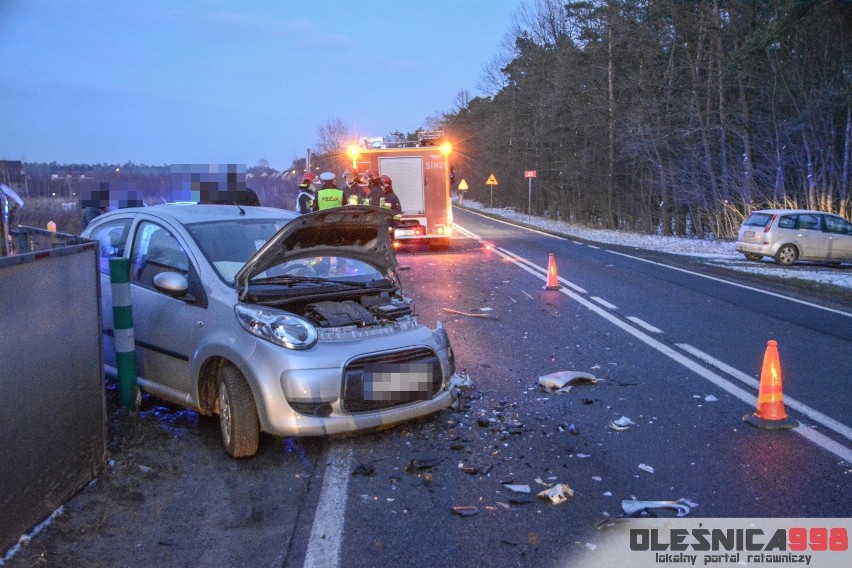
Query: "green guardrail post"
109 257 138 410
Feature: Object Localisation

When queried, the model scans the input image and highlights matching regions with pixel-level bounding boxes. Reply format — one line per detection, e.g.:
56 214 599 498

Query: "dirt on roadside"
2 383 324 568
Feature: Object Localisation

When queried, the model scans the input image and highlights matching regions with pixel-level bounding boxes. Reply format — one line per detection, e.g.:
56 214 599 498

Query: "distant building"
0 161 24 188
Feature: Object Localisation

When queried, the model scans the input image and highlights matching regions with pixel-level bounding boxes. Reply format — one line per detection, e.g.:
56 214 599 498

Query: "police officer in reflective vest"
314 171 344 210
296 172 317 214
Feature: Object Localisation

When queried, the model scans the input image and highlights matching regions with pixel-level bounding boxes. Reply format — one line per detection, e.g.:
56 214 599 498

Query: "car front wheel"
774 244 799 266
218 365 259 458
744 253 762 262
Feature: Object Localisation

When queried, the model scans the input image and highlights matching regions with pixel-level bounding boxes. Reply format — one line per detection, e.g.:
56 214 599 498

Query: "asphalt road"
286 207 851 567
5 206 850 568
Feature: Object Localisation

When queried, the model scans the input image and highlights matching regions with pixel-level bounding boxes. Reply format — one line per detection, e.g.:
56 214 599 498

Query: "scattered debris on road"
442 307 499 319
352 462 376 477
537 484 574 505
406 457 442 472
621 498 698 517
538 371 600 394
609 416 636 431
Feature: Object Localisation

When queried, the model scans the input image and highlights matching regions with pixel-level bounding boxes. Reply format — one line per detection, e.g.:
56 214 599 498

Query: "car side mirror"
153 271 189 298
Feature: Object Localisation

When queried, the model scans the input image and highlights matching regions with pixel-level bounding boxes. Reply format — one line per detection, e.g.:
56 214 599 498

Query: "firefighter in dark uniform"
342 168 365 205
379 175 402 213
362 169 383 207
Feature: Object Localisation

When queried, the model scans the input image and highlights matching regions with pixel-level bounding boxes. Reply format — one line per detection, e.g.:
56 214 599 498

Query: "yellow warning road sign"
458 179 469 191
486 173 498 185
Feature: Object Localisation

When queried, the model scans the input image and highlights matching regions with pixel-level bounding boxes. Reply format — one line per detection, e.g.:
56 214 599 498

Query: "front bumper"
244 323 457 437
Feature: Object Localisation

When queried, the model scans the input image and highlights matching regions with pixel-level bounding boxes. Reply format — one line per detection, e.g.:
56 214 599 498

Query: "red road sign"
524 170 537 178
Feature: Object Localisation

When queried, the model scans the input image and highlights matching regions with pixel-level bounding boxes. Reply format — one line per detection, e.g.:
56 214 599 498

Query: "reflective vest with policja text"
316 187 343 210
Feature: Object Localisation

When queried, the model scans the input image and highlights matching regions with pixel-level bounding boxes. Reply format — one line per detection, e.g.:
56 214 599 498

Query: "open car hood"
234 206 398 286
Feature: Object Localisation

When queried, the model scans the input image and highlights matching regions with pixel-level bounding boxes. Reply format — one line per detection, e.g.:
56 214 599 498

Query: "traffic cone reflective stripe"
743 340 798 430
544 253 560 290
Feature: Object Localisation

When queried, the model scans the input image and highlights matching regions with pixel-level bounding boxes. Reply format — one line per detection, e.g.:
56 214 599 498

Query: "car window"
87 218 131 274
797 214 820 230
130 222 190 289
186 218 288 283
777 215 797 229
743 212 773 228
823 215 852 235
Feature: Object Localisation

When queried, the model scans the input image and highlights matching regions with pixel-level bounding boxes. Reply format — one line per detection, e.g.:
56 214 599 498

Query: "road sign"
458 179 469 191
486 173 498 185
524 170 537 178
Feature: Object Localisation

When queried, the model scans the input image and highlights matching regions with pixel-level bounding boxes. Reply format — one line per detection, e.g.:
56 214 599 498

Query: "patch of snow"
459 200 852 291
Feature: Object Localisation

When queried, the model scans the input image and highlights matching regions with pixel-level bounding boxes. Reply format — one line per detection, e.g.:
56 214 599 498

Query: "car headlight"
235 304 318 350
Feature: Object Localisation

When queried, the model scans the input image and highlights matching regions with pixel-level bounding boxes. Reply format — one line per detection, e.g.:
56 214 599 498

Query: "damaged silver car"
82 204 461 458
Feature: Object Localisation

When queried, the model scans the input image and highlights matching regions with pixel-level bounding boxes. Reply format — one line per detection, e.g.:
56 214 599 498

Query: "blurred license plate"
744 230 755 237
363 363 433 402
395 229 415 237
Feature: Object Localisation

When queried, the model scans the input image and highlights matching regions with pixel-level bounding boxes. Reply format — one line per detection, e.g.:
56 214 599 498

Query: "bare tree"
315 117 352 155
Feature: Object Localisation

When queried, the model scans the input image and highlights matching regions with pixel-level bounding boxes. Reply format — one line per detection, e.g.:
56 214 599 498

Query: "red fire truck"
350 133 453 248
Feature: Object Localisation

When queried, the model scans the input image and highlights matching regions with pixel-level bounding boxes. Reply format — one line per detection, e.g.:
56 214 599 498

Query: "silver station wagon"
82 204 461 458
735 209 852 265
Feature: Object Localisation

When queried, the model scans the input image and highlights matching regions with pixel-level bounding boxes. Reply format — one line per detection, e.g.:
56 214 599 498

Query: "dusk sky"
0 1 521 170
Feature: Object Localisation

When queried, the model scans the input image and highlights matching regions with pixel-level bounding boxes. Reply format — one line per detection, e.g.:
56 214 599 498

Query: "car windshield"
186 218 288 282
249 257 387 287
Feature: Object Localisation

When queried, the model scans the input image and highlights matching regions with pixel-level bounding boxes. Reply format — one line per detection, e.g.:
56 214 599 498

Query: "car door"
822 214 852 262
128 220 204 400
791 213 830 260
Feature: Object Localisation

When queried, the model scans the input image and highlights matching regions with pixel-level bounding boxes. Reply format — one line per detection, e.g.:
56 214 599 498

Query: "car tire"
774 244 798 266
218 365 259 458
744 253 763 262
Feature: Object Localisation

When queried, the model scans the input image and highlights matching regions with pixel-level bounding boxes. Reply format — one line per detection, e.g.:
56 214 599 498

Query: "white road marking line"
626 316 662 334
521 290 534 300
677 343 852 442
587 244 600 249
455 210 568 240
457 210 850 318
303 443 353 568
604 249 852 318
591 296 618 310
455 222 852 463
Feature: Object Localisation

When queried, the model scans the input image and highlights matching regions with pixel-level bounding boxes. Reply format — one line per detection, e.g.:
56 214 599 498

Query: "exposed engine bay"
247 288 415 329
304 293 413 328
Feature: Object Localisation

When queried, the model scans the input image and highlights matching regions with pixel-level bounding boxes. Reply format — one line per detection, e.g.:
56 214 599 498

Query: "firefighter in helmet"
296 172 317 214
379 175 402 213
342 168 365 205
314 171 344 210
362 169 383 207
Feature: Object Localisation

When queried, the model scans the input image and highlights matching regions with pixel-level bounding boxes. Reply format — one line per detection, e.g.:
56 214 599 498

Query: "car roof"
750 209 835 215
97 203 297 225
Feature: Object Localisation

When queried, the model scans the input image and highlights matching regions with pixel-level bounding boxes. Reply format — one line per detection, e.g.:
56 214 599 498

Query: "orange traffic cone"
742 340 798 430
544 253 560 290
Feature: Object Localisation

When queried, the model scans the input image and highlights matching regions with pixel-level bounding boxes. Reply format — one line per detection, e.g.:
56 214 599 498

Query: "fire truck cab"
351 132 453 249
